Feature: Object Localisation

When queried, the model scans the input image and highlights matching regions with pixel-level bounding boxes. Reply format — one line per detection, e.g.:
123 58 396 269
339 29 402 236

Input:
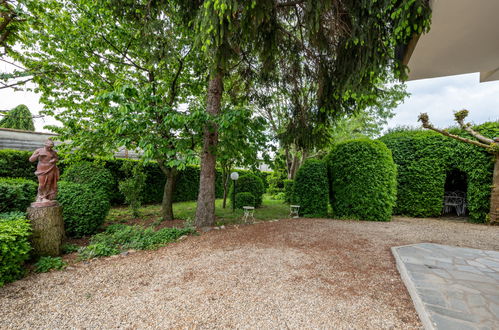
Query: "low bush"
294 159 329 217
234 192 255 209
0 212 31 287
283 179 295 204
78 224 195 259
34 256 67 273
61 243 80 254
230 173 265 207
0 149 36 180
327 139 397 221
0 178 37 213
61 161 115 200
58 182 111 237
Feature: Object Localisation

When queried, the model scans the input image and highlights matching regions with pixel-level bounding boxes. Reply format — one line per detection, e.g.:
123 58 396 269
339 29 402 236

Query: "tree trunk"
490 154 499 224
289 153 300 179
161 167 177 221
222 167 230 209
27 205 64 257
195 70 223 227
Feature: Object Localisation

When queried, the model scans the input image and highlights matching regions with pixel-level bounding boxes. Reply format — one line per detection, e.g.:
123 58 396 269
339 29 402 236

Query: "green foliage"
0 178 37 213
230 173 265 208
34 256 66 273
234 192 255 209
0 105 35 131
78 224 195 260
379 123 498 222
0 149 36 180
61 243 79 254
0 212 31 287
327 139 397 221
283 179 295 204
118 162 146 218
267 169 287 195
58 182 110 237
61 161 115 200
294 159 329 217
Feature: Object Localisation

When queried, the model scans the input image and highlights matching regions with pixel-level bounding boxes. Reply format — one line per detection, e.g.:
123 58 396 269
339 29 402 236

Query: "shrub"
0 178 37 213
61 243 79 254
34 256 66 273
230 173 265 207
0 149 36 180
379 122 498 222
78 224 195 259
118 162 146 218
294 159 329 217
327 139 397 221
283 179 295 204
58 182 111 237
0 212 31 287
234 192 255 209
61 161 115 200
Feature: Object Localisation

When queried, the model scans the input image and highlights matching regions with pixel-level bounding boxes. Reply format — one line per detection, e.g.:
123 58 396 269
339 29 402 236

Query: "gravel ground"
1 216 498 329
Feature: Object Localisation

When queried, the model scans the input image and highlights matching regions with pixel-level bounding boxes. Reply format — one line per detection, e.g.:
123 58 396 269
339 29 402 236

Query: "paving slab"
392 243 499 330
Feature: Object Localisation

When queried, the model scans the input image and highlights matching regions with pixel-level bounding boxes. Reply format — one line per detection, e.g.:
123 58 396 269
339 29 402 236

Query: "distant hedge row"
379 122 498 222
0 149 270 205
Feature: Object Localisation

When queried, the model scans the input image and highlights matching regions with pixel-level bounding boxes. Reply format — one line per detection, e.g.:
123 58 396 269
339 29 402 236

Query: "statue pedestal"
27 204 65 257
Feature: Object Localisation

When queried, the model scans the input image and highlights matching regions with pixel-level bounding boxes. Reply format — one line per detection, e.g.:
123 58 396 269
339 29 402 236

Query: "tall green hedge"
327 139 397 221
294 159 329 217
0 150 272 205
0 178 37 213
0 212 32 287
61 161 115 200
379 123 498 222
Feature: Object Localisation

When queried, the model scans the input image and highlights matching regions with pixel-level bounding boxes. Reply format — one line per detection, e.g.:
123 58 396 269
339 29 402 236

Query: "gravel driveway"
1 217 498 329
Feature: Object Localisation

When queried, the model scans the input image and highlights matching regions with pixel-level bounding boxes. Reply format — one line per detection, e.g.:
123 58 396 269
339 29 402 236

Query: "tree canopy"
0 104 34 131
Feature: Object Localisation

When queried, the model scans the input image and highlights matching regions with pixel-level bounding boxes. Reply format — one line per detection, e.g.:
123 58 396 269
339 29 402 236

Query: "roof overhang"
404 0 499 82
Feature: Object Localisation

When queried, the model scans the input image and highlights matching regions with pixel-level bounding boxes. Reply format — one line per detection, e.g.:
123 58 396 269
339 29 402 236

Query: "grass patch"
107 195 290 226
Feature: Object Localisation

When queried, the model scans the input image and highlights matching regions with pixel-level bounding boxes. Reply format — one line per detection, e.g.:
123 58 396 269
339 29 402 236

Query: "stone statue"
29 139 60 206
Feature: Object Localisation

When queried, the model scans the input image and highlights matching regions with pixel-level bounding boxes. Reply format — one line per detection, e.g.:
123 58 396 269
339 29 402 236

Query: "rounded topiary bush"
61 161 115 199
230 173 265 207
234 192 255 209
294 159 329 217
327 139 397 221
0 178 37 213
58 181 110 237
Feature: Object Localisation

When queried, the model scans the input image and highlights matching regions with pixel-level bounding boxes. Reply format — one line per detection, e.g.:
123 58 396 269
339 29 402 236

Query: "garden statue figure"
29 139 60 206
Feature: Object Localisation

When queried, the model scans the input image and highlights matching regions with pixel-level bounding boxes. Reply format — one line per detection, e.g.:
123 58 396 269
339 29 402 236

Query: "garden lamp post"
230 171 239 212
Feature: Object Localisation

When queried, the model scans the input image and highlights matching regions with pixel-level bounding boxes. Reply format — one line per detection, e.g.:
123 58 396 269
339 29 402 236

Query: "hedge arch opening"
442 169 468 217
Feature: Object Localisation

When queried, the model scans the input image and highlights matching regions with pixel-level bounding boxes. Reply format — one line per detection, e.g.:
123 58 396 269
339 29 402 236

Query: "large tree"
184 0 430 226
15 0 206 221
419 110 499 224
0 104 35 130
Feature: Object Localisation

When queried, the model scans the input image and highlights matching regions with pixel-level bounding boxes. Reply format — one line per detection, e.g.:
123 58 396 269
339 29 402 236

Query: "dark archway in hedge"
379 122 498 222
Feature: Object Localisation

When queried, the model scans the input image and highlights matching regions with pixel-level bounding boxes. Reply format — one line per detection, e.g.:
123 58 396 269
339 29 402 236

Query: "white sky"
1 72 498 134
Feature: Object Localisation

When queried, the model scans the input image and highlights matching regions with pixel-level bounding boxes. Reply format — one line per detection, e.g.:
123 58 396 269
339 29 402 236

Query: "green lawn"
106 195 290 227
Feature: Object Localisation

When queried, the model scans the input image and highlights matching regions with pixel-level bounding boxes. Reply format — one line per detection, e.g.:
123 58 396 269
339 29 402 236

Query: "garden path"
1 217 498 328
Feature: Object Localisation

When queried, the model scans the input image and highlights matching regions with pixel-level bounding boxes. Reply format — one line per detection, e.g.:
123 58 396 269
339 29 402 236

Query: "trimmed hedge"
0 178 37 213
61 161 115 200
230 173 265 208
294 159 329 217
0 212 32 287
327 139 397 221
379 123 498 222
58 182 111 237
0 149 269 205
234 192 255 209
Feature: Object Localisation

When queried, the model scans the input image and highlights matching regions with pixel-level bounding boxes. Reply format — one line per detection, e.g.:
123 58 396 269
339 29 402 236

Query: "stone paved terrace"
392 243 499 330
